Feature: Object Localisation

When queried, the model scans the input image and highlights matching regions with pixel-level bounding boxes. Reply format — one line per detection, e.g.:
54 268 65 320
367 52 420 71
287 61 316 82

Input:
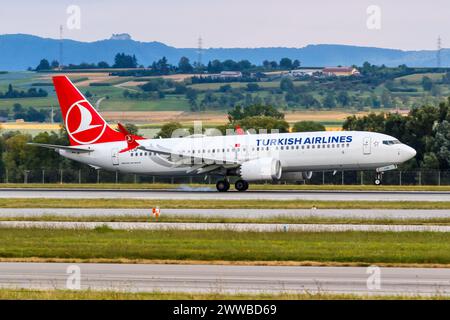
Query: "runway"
0 262 449 296
1 188 450 201
2 220 450 232
0 208 449 219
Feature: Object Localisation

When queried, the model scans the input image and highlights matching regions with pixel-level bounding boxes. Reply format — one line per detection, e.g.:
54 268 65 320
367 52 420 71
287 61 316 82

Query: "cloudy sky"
1 0 448 50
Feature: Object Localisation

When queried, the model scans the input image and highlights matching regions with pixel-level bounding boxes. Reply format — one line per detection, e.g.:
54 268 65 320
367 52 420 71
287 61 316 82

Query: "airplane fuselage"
60 130 416 177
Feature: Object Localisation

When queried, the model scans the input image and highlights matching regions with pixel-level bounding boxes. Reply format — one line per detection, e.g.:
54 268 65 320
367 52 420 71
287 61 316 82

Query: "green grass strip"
0 288 447 300
2 198 449 209
1 228 450 265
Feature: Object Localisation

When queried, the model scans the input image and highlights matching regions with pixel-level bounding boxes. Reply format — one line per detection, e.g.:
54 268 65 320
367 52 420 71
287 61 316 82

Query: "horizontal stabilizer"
27 143 93 153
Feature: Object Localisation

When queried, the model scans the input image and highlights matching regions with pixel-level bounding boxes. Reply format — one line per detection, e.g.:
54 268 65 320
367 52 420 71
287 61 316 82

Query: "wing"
27 143 93 153
137 143 241 175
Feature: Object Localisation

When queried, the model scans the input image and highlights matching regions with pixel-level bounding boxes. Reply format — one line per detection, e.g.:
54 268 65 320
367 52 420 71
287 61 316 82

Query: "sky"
1 0 449 50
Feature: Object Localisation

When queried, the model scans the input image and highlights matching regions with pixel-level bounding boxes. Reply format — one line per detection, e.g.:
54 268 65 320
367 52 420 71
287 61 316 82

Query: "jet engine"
239 157 282 181
279 171 313 181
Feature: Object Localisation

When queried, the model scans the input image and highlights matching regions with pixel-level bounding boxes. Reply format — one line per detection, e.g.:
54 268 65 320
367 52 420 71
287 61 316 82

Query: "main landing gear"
234 179 249 192
216 180 230 192
374 172 383 185
215 179 249 192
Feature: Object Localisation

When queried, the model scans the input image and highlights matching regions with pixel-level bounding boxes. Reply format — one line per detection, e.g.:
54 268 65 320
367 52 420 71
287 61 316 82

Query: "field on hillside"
0 70 449 134
0 109 370 136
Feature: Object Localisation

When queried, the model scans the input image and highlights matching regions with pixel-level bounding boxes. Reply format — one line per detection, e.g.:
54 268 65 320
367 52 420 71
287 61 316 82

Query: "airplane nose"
402 145 416 161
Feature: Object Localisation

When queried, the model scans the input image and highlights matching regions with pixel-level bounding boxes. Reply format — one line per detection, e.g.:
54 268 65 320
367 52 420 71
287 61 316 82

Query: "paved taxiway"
2 221 450 232
0 263 449 296
1 188 450 201
0 208 449 219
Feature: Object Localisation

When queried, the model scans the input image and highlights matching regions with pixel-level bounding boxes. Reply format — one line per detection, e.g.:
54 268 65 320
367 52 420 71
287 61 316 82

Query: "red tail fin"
53 75 125 146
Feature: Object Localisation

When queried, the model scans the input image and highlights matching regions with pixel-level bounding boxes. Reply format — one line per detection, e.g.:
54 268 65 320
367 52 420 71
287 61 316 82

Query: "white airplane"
29 76 416 192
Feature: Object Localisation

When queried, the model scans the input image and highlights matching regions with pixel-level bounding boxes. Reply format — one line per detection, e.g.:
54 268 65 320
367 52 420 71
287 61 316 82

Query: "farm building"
322 67 360 77
208 71 243 80
288 68 322 77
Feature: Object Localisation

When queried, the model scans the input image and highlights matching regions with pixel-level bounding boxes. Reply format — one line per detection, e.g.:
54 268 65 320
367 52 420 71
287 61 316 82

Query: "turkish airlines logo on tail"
66 100 106 144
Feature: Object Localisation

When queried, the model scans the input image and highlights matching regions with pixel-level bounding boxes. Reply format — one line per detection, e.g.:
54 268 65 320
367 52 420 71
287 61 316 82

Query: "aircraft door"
363 137 371 155
111 148 120 165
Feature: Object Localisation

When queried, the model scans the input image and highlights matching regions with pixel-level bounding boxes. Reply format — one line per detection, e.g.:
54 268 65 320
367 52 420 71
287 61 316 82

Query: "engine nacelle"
279 171 313 181
239 157 282 181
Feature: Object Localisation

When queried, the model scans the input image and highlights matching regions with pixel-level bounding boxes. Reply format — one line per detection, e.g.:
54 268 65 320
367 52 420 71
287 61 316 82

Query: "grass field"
1 198 449 209
98 97 191 111
0 228 449 265
395 72 446 83
0 71 422 121
188 80 308 91
0 288 445 300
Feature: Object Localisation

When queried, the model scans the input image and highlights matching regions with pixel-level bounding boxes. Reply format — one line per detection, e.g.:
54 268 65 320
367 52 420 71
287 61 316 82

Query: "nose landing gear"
374 172 383 185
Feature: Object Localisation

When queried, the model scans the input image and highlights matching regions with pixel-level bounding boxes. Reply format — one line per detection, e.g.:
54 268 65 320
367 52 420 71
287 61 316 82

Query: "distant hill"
0 33 448 71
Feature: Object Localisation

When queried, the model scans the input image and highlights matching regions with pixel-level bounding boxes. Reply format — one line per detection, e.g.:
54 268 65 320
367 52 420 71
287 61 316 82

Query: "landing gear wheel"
216 180 230 192
235 179 249 192
374 172 383 185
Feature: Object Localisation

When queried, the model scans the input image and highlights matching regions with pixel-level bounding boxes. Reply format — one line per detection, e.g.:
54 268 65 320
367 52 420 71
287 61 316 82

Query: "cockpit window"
382 140 401 145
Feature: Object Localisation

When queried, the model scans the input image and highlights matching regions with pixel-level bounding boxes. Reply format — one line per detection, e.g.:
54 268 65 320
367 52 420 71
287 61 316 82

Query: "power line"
197 36 203 67
437 36 442 68
59 25 63 70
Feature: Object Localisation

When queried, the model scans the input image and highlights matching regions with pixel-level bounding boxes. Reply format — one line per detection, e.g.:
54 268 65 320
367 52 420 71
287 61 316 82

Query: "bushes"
0 84 47 99
89 82 111 87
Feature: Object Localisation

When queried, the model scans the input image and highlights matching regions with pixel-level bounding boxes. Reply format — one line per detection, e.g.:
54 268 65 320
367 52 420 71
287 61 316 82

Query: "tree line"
343 98 450 170
0 103 60 123
0 84 47 99
35 53 303 75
